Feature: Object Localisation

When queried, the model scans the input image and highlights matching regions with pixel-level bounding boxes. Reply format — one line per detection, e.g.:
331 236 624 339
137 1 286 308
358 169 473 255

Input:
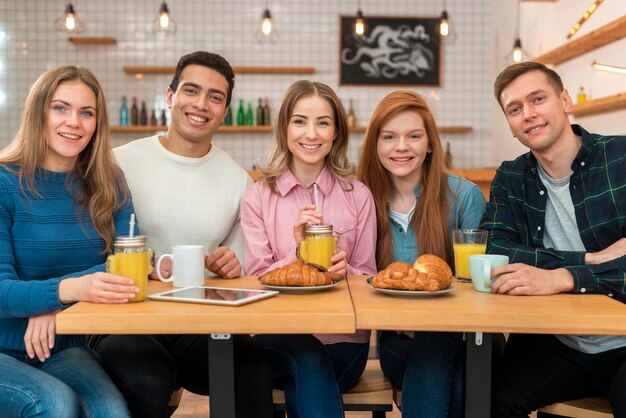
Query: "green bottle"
236 99 245 126
223 106 233 126
245 102 254 126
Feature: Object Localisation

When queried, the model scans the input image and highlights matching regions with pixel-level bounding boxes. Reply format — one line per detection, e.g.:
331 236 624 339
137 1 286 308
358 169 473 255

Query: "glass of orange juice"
452 229 487 282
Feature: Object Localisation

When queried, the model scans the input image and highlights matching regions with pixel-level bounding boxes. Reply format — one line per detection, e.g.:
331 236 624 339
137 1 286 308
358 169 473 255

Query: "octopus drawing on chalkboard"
339 17 441 86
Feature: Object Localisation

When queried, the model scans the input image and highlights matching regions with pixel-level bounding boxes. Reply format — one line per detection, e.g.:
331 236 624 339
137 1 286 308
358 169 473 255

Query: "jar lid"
114 235 147 247
304 224 333 234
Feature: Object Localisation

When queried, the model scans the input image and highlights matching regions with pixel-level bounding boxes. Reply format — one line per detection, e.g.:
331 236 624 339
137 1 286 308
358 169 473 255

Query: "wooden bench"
272 361 394 417
537 396 613 418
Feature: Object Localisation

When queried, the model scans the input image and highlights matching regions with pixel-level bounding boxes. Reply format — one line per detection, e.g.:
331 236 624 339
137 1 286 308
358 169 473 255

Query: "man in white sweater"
88 51 273 418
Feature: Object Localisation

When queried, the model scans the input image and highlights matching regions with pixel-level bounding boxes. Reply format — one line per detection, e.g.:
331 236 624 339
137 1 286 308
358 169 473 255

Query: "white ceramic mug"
468 254 509 292
156 245 205 287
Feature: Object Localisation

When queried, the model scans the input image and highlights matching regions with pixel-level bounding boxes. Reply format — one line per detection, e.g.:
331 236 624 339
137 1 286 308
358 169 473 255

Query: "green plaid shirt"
480 125 626 302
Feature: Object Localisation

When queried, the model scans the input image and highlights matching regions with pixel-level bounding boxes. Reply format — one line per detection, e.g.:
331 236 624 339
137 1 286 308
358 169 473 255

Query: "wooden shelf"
533 15 626 65
571 92 626 118
110 125 273 133
123 66 315 75
111 125 472 134
350 126 473 134
68 37 117 44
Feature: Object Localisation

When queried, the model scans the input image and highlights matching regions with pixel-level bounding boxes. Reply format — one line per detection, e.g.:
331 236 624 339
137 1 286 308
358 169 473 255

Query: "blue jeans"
0 346 130 418
379 331 464 418
254 334 369 418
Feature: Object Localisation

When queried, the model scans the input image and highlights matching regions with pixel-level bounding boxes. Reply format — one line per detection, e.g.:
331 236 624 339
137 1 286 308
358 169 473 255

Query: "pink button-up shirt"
242 166 377 345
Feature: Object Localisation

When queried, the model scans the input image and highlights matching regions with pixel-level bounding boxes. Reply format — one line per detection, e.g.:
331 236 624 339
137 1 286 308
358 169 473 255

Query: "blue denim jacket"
390 174 486 264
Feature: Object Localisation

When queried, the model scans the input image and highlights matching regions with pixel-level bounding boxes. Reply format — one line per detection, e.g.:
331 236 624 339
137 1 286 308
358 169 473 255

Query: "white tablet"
148 286 278 306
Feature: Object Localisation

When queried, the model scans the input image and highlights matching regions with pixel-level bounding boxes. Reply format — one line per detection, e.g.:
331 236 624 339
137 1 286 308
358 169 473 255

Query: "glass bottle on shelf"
119 96 128 126
256 98 264 126
577 87 587 104
347 99 356 128
445 142 453 169
245 102 254 126
130 97 139 126
236 99 245 126
263 98 271 126
139 101 148 126
160 109 167 126
223 106 233 126
149 109 158 126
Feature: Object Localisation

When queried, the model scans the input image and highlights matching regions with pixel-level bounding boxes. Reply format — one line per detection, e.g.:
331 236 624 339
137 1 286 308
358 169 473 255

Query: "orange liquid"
453 243 487 279
299 236 335 269
106 252 150 302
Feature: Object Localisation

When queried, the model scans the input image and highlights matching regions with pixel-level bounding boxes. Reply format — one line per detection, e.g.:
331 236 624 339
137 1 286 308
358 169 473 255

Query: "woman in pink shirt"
241 80 377 418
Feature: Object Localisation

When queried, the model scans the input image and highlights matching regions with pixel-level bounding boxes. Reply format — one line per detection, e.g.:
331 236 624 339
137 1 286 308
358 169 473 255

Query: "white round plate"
260 280 341 293
366 277 455 298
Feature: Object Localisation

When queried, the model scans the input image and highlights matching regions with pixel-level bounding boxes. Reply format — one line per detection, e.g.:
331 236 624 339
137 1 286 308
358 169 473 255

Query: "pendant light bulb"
153 2 176 33
256 3 278 43
56 3 84 33
440 10 449 36
512 38 523 63
355 10 366 37
262 10 273 36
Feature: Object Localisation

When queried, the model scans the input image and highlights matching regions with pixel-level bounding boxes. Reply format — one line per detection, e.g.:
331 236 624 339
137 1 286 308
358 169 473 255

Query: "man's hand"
490 263 574 295
24 311 58 361
586 238 626 265
205 246 242 279
58 272 139 304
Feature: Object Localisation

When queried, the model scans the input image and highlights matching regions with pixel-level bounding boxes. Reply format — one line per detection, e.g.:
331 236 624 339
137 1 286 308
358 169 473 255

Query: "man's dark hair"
169 51 235 106
494 61 564 110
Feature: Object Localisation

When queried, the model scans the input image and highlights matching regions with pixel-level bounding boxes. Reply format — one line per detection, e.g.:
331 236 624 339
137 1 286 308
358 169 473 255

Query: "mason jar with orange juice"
298 224 338 270
106 235 153 302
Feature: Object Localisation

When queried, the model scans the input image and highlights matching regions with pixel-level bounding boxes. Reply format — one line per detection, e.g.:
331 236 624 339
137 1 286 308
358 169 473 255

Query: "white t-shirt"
114 136 251 272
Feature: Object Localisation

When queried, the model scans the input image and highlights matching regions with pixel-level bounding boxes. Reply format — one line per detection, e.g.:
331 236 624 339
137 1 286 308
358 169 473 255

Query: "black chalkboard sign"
339 16 442 86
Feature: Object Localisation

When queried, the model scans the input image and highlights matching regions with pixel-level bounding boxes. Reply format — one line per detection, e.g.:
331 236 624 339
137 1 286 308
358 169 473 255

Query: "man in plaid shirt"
482 62 626 417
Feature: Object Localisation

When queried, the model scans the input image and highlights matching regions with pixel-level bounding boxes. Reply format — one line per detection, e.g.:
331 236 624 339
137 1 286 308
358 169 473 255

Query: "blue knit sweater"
0 165 135 354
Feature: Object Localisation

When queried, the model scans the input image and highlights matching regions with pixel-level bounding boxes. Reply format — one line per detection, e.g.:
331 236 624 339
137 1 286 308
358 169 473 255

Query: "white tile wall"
0 0 493 169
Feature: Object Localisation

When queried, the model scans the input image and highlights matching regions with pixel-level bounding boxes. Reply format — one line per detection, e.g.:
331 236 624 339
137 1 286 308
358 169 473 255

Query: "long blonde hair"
260 80 355 192
357 90 451 270
0 65 128 253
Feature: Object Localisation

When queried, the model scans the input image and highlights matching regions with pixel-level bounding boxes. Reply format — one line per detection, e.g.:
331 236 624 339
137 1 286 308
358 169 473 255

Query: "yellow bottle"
577 86 587 104
106 236 153 302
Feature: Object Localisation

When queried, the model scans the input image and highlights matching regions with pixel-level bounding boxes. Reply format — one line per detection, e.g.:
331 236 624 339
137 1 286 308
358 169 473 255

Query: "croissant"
413 254 453 290
372 255 453 291
259 261 333 286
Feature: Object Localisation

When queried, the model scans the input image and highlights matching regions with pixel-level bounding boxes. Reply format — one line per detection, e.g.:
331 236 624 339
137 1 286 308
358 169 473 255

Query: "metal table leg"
208 333 235 418
465 332 492 418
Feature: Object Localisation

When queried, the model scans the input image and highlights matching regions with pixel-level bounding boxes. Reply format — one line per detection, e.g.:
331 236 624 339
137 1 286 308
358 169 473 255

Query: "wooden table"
348 276 626 418
56 277 355 418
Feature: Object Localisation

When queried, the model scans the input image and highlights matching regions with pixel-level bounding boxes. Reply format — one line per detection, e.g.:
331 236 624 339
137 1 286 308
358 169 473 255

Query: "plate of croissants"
258 261 342 293
368 254 455 298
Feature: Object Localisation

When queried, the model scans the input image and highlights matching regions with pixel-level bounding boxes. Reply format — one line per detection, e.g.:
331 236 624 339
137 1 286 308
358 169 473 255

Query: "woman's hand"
327 249 348 276
24 311 58 362
58 272 139 304
293 204 323 244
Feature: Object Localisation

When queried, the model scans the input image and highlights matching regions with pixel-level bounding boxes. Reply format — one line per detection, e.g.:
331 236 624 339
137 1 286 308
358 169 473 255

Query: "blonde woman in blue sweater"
0 66 136 417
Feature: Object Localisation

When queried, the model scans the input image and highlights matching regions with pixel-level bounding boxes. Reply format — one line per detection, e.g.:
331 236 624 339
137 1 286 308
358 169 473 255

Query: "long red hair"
357 91 451 270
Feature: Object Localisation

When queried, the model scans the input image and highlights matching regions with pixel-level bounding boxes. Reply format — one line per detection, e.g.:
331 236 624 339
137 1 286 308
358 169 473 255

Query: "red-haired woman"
358 90 486 418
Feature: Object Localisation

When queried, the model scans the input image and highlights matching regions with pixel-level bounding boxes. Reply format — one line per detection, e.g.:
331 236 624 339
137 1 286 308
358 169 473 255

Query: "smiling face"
166 64 229 154
287 95 336 176
44 80 97 172
376 110 431 183
500 70 573 155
